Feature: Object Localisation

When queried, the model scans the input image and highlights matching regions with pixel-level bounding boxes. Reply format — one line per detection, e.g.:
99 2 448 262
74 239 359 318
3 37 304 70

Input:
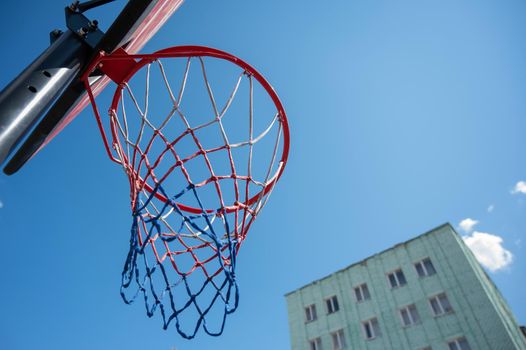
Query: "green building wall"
285 223 526 350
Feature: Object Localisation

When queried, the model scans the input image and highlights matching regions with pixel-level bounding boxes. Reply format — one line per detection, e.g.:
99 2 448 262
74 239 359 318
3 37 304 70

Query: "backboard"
0 0 183 174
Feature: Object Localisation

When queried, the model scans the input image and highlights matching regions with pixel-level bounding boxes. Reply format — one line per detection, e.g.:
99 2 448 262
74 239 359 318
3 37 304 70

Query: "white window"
354 283 371 302
399 304 421 326
331 329 346 350
325 295 340 314
429 293 453 316
305 304 317 322
415 258 436 277
309 337 323 350
387 269 407 288
447 337 472 350
362 317 381 339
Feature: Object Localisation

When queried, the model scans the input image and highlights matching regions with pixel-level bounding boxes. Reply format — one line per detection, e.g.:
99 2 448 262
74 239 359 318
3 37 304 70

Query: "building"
285 223 526 350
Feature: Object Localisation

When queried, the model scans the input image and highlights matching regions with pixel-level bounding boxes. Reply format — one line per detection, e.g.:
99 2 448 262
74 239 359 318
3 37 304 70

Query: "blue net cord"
120 184 243 339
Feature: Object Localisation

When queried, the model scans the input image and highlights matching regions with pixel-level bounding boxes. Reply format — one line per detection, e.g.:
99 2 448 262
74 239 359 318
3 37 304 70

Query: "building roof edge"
284 222 456 297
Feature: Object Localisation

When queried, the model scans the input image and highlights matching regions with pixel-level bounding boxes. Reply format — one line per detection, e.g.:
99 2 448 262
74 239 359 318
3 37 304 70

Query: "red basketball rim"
96 46 290 215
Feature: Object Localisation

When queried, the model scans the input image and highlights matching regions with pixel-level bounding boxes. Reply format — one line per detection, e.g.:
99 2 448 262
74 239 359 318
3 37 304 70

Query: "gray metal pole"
0 30 90 165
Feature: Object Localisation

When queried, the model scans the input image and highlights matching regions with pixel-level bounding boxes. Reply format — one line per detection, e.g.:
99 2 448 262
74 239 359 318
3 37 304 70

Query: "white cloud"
512 181 526 194
458 218 478 233
487 204 494 213
463 231 513 272
0 200 3 209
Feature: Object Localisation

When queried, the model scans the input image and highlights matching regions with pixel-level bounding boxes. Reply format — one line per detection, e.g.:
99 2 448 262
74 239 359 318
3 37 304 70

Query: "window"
429 293 453 316
447 337 472 350
305 304 317 322
309 337 323 350
362 317 381 339
331 329 346 350
387 269 407 288
399 304 421 326
354 283 371 302
326 295 339 314
415 258 436 277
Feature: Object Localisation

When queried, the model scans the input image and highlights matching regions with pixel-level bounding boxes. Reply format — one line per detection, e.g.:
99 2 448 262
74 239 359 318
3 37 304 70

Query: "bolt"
78 27 88 37
69 1 80 11
51 29 63 38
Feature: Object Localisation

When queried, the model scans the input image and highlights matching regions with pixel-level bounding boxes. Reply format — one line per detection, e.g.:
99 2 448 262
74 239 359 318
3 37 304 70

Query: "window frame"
387 268 407 289
428 292 453 316
362 317 380 340
325 295 340 314
305 303 317 323
447 337 472 350
309 337 323 350
398 303 421 327
414 257 436 278
331 329 346 350
353 283 371 303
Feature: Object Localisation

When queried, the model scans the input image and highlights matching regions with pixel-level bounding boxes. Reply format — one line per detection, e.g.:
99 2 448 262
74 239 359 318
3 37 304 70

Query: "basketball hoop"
82 46 290 338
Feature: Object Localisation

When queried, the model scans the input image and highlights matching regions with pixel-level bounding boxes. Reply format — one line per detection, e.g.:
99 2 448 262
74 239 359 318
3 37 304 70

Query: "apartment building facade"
285 223 526 350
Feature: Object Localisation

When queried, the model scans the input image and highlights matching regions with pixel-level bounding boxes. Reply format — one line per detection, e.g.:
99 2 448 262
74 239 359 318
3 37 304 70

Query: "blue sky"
1 0 526 349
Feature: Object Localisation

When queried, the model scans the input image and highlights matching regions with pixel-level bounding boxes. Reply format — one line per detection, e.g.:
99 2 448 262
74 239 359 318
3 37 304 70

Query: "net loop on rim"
83 46 290 338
